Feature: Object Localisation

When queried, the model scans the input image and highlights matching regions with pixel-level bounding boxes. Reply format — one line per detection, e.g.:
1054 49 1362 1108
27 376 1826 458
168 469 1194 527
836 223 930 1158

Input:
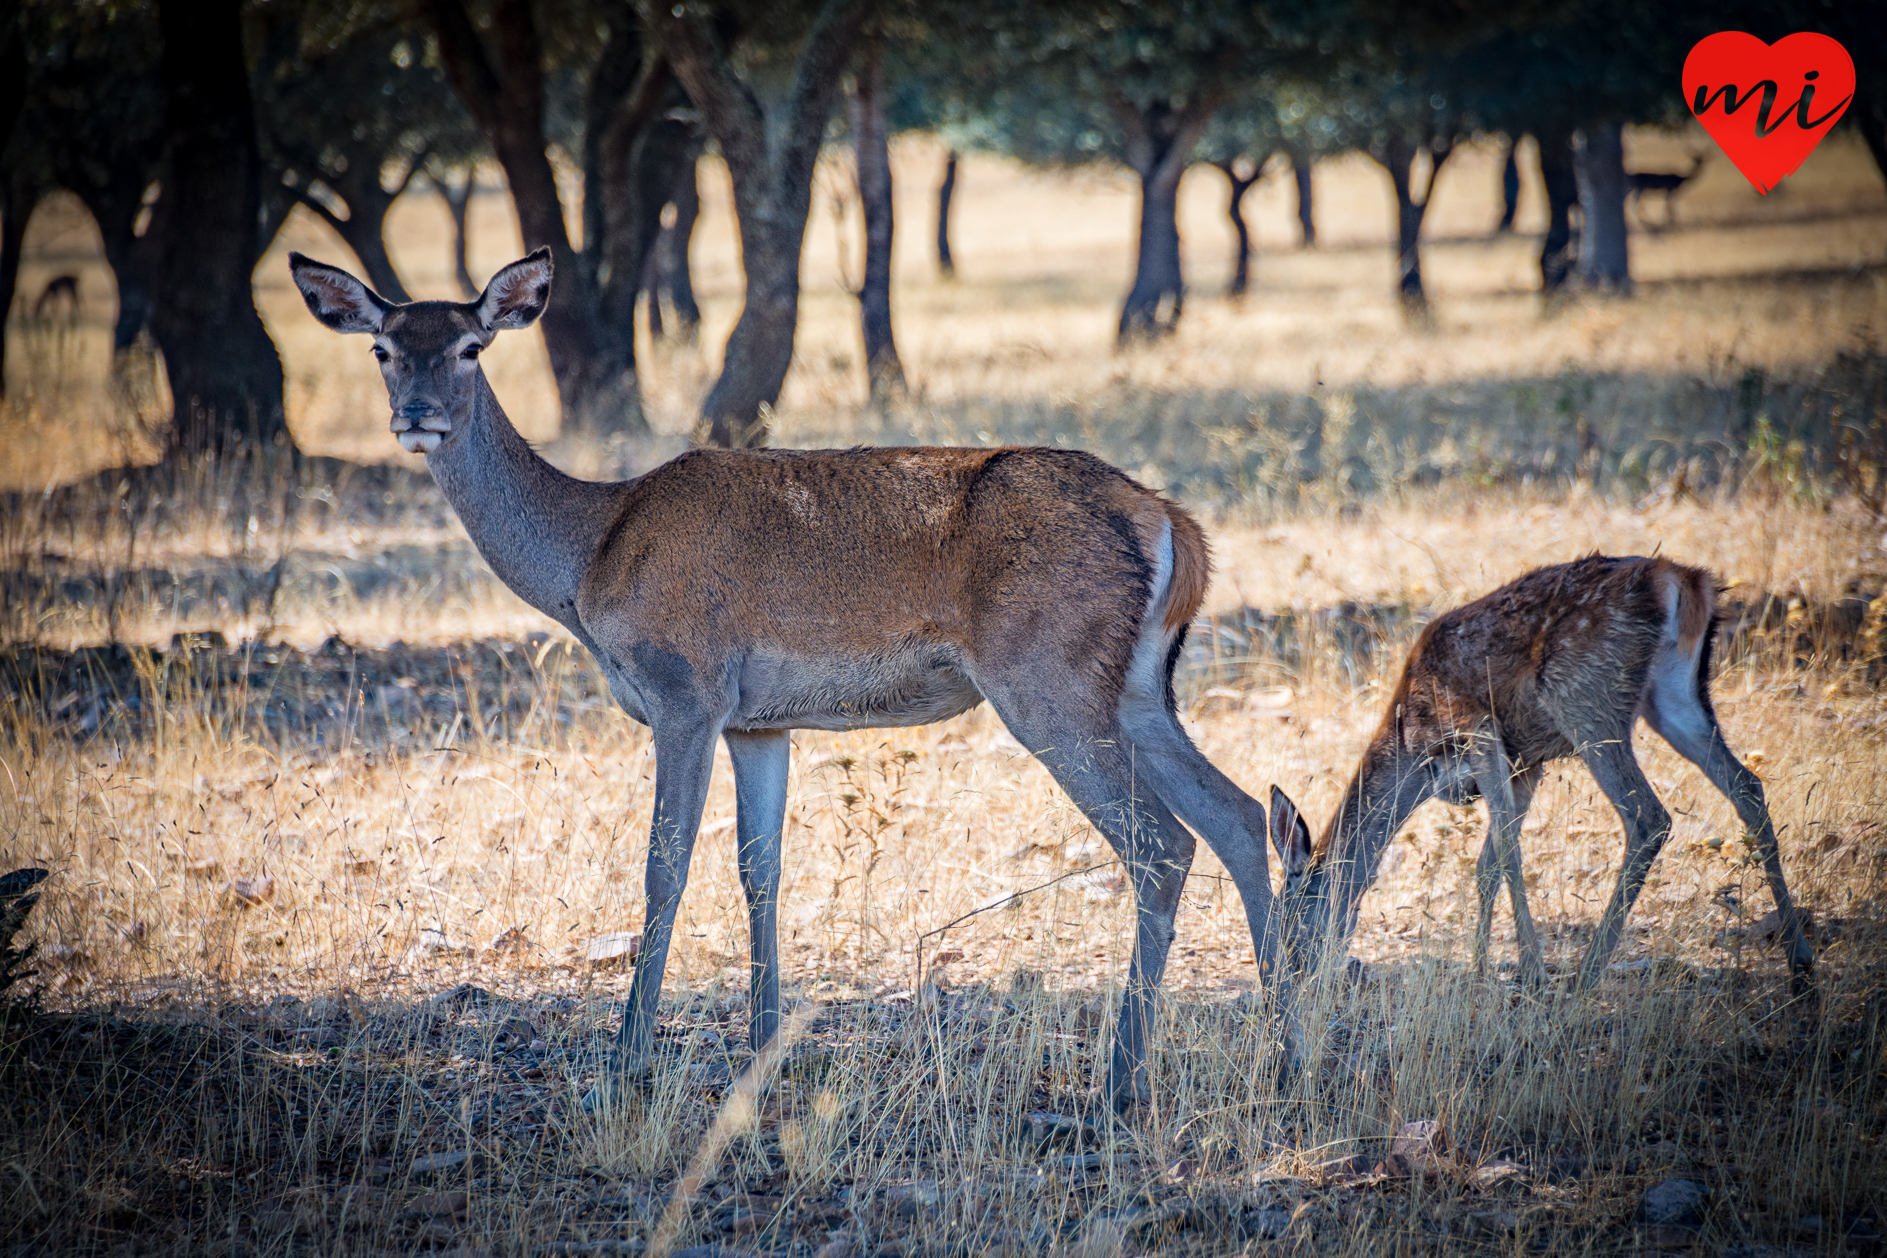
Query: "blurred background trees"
2 0 1880 463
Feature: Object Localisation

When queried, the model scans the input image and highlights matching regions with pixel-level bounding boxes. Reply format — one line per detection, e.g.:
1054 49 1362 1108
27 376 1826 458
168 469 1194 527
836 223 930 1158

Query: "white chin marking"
397 432 443 454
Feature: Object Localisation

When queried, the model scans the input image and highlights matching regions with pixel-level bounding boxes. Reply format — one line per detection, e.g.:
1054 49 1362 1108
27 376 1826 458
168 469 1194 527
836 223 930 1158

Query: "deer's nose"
398 401 441 422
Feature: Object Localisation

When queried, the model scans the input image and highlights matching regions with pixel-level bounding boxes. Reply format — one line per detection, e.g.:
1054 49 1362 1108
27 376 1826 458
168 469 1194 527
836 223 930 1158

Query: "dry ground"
0 127 1885 1257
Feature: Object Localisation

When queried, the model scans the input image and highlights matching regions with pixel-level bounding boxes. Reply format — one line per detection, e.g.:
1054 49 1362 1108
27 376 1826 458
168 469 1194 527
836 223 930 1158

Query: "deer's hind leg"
725 728 790 1053
1573 726 1672 991
977 678 1195 1111
1117 669 1299 1040
1644 660 1814 991
1468 741 1546 983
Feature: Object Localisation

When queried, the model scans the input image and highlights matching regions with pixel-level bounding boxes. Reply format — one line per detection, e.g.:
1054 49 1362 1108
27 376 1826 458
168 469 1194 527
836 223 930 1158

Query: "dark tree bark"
149 0 289 457
1537 129 1579 291
1498 138 1520 233
427 0 657 436
648 0 866 447
936 148 958 276
68 173 161 351
850 29 903 406
659 153 702 337
1210 159 1260 297
1367 132 1455 317
433 166 478 298
1289 145 1315 246
280 155 420 302
0 179 31 398
1111 94 1218 343
1573 123 1630 292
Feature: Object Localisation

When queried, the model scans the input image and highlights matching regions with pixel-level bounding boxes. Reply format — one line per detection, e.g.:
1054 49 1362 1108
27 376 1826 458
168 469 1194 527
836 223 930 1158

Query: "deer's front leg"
725 728 789 1054
600 720 718 1092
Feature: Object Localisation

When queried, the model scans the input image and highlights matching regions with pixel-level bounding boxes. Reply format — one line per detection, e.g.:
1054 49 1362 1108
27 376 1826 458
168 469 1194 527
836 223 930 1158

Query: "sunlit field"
1 126 1885 1256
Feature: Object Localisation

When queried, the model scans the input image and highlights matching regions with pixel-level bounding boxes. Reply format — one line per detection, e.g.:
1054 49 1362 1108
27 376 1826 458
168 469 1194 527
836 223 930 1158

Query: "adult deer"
1626 150 1707 230
1268 555 1814 994
289 248 1296 1110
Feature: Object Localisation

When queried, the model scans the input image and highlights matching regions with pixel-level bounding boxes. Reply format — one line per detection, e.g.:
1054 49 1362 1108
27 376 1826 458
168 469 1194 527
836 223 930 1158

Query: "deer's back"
1390 555 1707 766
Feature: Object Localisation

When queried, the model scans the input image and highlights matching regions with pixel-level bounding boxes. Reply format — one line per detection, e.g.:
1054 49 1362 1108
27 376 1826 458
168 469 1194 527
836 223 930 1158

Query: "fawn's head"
289 249 552 454
1269 786 1333 975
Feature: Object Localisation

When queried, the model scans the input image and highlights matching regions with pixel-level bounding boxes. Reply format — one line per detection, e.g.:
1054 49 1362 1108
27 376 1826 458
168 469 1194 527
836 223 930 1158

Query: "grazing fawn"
289 248 1298 1110
1268 555 1814 993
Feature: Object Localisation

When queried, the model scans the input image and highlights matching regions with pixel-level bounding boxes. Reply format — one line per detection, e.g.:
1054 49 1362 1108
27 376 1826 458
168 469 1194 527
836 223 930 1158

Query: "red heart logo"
1684 32 1853 195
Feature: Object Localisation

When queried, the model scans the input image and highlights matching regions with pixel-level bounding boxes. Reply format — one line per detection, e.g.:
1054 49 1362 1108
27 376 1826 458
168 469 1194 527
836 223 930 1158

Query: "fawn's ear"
289 253 389 334
1269 786 1313 876
476 248 553 330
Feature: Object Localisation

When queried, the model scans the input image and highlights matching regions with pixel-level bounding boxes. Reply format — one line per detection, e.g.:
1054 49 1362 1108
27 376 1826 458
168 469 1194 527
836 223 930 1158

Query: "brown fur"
1273 553 1814 993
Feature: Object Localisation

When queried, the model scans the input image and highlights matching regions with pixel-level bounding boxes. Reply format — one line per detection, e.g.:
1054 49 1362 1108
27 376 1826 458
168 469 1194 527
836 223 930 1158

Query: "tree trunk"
851 31 904 406
650 0 866 447
438 168 478 298
1573 123 1630 292
1537 129 1578 291
149 0 290 457
662 153 702 336
1211 160 1258 297
293 164 412 302
427 0 642 436
70 173 160 351
936 149 958 276
1369 134 1453 318
0 179 30 399
1498 139 1520 232
1290 145 1315 245
1112 97 1217 344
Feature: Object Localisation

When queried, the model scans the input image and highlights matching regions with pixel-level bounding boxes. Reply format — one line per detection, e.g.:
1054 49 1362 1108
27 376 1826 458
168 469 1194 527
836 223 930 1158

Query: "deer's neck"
1321 742 1433 927
425 375 620 633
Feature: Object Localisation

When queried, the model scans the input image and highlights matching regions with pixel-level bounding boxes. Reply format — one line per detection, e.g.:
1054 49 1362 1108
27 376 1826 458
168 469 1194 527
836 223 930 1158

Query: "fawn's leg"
725 728 790 1053
1645 691 1814 991
1574 728 1672 991
1471 743 1546 983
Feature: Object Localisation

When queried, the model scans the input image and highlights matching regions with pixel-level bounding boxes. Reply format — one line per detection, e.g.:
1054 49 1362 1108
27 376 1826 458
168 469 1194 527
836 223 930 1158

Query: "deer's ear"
1269 786 1313 876
289 253 388 334
476 248 553 330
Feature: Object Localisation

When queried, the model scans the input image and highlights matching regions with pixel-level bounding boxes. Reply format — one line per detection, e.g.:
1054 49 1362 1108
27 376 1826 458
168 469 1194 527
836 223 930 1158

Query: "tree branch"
420 0 502 138
641 3 767 194
776 0 869 193
1105 91 1155 177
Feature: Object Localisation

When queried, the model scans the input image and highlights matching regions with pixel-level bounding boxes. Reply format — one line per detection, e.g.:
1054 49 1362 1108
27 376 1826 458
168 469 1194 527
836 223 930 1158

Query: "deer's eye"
372 346 389 363
460 345 481 360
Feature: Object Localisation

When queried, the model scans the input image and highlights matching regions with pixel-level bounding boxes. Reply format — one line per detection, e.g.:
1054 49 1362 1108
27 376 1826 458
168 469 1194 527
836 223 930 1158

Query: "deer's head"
289 250 552 455
1268 786 1333 976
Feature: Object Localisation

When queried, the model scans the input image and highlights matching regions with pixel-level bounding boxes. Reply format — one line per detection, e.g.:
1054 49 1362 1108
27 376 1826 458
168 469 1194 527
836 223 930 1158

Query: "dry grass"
1 127 1886 1257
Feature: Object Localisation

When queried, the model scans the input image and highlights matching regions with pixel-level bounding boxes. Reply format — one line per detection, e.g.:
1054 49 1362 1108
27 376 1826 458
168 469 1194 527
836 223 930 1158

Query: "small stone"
410 1149 471 1176
585 932 641 965
484 925 532 955
430 984 492 1010
410 928 468 959
1471 1160 1529 1191
1163 1157 1202 1184
226 875 275 907
1389 1119 1449 1160
1639 1177 1709 1227
812 1238 855 1258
